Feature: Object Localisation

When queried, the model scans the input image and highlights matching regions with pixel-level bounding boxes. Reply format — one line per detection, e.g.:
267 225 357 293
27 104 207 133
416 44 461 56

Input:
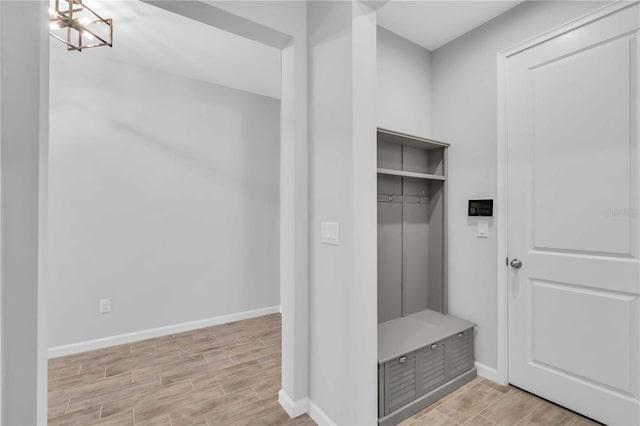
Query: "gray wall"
48 45 281 348
377 26 432 138
430 0 610 370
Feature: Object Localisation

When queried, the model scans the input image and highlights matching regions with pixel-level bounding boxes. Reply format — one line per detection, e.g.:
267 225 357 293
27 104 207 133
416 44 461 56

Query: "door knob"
510 258 523 269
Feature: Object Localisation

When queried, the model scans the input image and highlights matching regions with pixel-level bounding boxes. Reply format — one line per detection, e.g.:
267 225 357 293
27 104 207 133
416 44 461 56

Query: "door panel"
506 4 640 425
531 279 636 393
531 35 634 256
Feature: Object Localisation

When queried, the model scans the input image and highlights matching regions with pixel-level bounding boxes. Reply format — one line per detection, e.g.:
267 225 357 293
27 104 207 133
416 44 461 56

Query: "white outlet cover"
100 298 111 314
321 222 340 245
477 222 489 238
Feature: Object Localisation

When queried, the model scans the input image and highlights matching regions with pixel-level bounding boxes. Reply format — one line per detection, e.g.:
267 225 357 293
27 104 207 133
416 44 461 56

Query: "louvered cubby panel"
385 351 419 414
422 341 446 393
446 330 473 380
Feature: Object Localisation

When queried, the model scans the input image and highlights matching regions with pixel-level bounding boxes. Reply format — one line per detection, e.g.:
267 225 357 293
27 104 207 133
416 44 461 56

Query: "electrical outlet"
100 298 111 314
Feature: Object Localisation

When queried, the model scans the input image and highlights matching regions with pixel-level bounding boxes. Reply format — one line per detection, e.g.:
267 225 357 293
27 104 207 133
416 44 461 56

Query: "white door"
506 4 640 425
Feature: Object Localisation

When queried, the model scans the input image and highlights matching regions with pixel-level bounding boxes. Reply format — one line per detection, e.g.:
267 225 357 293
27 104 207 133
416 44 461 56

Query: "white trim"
0 3 3 422
307 399 337 426
48 305 280 358
37 2 50 424
475 362 504 385
496 40 510 387
277 389 340 425
495 0 636 390
278 389 308 418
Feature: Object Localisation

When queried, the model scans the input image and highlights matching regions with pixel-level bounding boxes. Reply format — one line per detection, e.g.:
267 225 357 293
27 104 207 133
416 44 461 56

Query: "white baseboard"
308 399 337 426
48 305 281 358
278 389 308 418
276 392 339 426
475 361 505 385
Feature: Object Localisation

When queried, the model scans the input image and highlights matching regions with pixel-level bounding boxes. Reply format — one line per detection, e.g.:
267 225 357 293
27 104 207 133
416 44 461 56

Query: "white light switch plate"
100 298 111 314
477 222 489 238
321 222 340 245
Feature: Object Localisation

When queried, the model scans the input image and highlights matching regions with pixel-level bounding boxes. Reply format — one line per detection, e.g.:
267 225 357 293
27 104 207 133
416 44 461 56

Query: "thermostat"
468 199 493 217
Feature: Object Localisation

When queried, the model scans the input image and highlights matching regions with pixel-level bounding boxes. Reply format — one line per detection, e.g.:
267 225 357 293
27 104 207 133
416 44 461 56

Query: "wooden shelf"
377 168 446 181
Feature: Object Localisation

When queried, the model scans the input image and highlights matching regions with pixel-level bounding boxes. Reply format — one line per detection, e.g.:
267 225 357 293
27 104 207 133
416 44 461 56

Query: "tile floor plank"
413 410 458 426
47 404 101 426
66 376 161 415
519 401 578 426
479 389 543 425
436 381 506 424
465 414 496 425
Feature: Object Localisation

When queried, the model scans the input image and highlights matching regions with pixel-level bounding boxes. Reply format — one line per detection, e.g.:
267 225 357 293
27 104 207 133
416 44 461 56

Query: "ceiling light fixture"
49 0 112 52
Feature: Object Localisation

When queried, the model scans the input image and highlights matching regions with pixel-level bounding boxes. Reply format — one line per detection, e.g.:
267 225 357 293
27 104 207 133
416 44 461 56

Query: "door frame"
495 0 638 386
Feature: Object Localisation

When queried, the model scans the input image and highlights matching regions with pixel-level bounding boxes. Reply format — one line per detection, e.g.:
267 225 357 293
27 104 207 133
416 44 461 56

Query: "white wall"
48 48 280 348
308 2 378 424
430 0 611 372
0 2 49 424
377 26 432 138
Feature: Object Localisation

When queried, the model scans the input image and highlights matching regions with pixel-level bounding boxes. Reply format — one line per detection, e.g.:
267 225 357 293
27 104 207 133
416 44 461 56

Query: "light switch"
477 222 489 238
321 222 340 245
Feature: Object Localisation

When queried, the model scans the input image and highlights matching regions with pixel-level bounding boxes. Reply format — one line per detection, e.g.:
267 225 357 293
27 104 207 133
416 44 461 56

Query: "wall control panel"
468 199 493 217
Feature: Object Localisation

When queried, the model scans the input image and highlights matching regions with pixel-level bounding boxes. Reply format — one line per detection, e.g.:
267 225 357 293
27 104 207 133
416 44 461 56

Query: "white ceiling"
56 1 282 99
377 1 525 51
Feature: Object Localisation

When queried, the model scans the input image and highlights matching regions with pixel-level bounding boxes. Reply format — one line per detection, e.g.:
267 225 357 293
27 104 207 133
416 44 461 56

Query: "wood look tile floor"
48 313 315 426
49 314 600 426
397 377 602 426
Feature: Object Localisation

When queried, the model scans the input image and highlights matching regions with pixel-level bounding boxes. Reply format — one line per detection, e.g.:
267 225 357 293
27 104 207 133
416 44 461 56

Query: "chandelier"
49 0 112 52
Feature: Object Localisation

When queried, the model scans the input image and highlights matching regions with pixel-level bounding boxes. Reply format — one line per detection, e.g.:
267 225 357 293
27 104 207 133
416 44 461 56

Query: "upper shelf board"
377 168 446 181
377 128 450 151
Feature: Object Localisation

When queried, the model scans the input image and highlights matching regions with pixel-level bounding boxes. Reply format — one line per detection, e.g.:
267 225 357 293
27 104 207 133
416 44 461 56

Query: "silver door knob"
510 258 523 269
